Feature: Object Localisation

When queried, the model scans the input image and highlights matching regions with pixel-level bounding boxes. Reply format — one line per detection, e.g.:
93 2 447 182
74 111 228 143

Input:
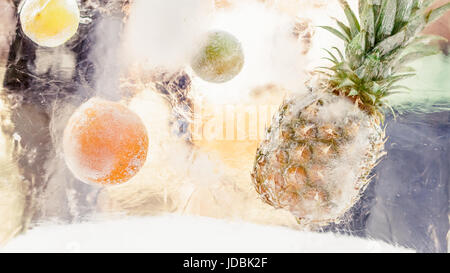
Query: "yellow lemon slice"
20 0 80 47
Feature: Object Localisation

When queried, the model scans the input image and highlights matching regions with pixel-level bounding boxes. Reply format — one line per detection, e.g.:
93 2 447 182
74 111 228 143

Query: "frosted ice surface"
368 111 449 253
1 215 413 253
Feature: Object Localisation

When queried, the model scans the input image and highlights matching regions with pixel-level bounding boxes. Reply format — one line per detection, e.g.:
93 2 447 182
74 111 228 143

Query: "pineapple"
252 0 450 226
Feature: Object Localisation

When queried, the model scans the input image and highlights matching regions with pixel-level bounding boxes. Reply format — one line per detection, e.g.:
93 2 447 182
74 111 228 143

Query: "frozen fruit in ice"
63 98 149 186
20 0 80 47
252 0 450 226
191 30 244 83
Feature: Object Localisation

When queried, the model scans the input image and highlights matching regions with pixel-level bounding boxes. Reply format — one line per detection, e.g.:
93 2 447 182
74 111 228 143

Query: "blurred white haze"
122 0 355 103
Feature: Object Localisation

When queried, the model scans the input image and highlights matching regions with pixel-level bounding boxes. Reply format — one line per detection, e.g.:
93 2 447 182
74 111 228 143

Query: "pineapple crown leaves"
318 0 450 113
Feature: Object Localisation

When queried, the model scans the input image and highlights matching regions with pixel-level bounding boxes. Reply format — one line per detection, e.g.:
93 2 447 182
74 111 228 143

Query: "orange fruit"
63 98 149 186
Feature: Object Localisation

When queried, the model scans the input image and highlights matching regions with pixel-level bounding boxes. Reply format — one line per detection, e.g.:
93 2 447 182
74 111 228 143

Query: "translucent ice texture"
20 0 80 47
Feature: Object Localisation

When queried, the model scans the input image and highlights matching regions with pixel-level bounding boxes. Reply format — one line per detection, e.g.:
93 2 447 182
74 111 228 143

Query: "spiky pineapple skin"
252 82 385 226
